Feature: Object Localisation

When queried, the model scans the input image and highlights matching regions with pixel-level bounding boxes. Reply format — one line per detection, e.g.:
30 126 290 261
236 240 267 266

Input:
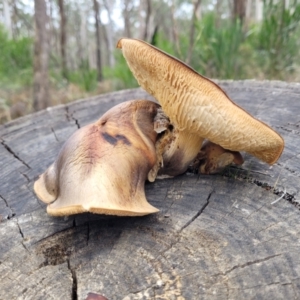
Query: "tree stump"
0 81 300 300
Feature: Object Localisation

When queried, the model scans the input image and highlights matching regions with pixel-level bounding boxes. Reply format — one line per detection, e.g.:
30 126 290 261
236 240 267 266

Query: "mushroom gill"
34 100 162 216
117 38 284 165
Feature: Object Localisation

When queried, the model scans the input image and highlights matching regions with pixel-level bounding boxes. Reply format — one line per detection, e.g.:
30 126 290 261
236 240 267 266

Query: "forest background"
0 0 300 123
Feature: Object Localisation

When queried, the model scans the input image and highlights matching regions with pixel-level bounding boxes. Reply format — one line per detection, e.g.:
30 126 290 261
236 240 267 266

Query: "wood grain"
0 81 299 300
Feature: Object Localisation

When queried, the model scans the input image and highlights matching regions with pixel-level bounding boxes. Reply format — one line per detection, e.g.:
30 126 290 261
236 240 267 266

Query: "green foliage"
155 32 177 57
191 13 245 79
103 52 139 90
1 2 300 102
0 25 33 87
104 33 181 90
158 3 300 81
68 60 98 92
254 1 300 78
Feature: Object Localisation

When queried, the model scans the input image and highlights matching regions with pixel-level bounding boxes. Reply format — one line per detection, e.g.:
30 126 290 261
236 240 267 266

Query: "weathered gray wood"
0 81 300 300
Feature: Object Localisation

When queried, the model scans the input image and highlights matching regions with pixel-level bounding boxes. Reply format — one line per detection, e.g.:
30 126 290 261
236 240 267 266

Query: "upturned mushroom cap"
197 140 244 174
117 38 284 165
34 100 160 216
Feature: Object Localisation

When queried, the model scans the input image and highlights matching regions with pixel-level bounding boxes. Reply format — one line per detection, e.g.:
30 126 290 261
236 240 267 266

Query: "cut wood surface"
0 81 300 300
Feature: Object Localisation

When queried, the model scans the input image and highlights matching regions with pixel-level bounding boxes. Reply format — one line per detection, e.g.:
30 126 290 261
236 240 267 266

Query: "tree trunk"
3 0 12 38
123 0 132 38
33 0 50 111
103 0 115 67
233 0 246 21
93 0 103 82
58 0 68 79
79 4 88 63
170 0 182 58
139 0 152 41
186 0 201 65
255 0 263 21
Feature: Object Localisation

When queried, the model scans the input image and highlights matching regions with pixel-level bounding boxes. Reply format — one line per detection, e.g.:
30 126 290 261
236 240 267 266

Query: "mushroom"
196 140 244 174
116 38 284 173
34 100 164 216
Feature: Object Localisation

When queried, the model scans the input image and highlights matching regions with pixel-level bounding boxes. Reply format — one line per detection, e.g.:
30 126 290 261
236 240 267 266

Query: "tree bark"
33 0 50 111
123 0 132 38
93 0 103 82
255 0 263 21
103 0 115 67
3 0 12 38
139 0 152 41
58 0 68 79
79 4 88 64
170 0 182 58
233 0 246 21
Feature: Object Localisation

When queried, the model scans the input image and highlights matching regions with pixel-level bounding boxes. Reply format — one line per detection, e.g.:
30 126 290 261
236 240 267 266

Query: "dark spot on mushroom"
115 134 131 145
102 132 118 145
102 132 131 146
168 124 174 131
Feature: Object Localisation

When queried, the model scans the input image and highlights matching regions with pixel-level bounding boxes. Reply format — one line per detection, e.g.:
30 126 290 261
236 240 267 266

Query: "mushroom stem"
157 128 204 177
147 106 204 180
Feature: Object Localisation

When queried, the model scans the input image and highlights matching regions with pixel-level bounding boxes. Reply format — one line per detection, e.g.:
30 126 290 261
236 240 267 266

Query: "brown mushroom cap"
34 100 160 216
198 140 244 174
117 38 284 165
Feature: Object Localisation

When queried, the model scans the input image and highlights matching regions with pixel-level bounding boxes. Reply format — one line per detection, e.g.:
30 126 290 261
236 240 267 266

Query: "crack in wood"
0 139 31 169
180 190 214 232
227 281 293 291
15 218 30 252
214 253 282 277
51 127 59 142
67 259 78 300
65 106 80 129
223 167 299 209
33 226 75 245
255 232 298 246
16 219 24 238
155 190 215 264
277 125 300 135
86 221 90 246
19 171 30 183
0 193 15 220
